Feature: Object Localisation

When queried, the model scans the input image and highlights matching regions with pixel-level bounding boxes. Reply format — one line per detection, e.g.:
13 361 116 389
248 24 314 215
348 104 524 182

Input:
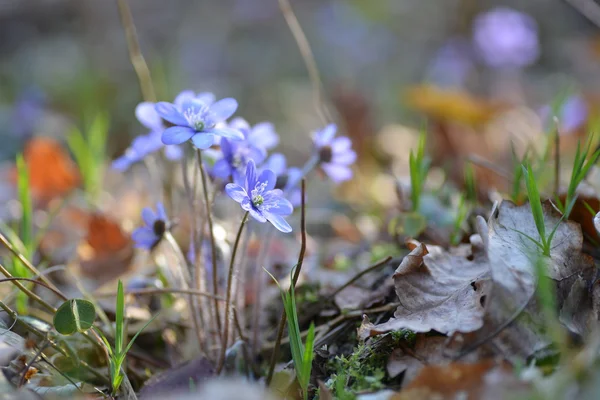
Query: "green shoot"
464 162 477 204
94 281 157 396
520 165 574 257
66 112 109 203
14 154 33 314
510 144 529 204
266 269 315 400
557 136 600 218
450 195 469 246
409 132 430 212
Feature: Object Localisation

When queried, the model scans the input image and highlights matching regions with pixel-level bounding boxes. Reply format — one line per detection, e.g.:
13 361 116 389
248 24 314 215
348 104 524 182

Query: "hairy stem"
197 149 223 347
217 211 249 373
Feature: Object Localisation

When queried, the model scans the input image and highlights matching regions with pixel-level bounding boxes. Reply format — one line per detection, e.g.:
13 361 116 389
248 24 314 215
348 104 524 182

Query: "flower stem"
266 179 306 385
217 211 249 374
197 149 223 346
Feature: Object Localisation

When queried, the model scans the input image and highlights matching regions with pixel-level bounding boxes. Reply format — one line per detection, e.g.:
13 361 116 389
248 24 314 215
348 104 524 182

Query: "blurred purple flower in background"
157 96 243 149
132 202 169 250
226 160 293 233
212 117 279 183
473 7 539 69
426 38 474 88
539 95 589 134
313 124 356 183
11 87 46 138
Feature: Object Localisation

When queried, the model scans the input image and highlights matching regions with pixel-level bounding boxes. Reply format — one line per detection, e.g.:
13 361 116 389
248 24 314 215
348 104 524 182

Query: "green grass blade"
122 313 159 356
115 281 124 355
16 154 33 258
522 165 546 242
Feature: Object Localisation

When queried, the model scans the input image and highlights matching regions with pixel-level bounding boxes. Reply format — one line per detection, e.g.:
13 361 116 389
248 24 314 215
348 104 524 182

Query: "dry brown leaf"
391 360 524 400
390 238 488 335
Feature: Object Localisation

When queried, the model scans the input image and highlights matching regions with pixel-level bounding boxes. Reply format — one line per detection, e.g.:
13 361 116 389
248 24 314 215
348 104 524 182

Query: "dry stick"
326 256 393 300
116 0 156 102
265 179 307 385
0 232 61 294
197 149 223 344
0 299 108 384
277 0 331 123
0 262 56 314
216 211 250 374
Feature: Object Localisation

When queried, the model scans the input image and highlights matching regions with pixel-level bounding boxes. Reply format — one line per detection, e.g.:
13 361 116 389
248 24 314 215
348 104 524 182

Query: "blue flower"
225 160 293 233
156 96 244 150
212 117 279 182
112 90 215 171
539 95 588 134
132 203 169 250
313 124 356 183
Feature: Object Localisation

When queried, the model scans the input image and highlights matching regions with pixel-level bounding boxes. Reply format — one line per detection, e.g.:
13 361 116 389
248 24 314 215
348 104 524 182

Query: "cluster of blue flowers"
120 89 357 246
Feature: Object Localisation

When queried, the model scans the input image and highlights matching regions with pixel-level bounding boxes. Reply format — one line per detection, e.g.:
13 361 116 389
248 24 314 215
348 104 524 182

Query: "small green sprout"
94 281 157 396
266 268 315 400
519 165 573 257
464 162 477 204
66 112 109 203
409 131 430 213
450 195 469 246
556 137 600 218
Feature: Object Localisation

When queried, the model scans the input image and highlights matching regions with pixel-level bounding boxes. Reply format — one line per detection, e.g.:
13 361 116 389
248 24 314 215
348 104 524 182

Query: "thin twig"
0 277 66 300
327 256 393 300
277 0 330 123
116 0 156 102
216 211 249 374
0 232 61 294
0 262 56 314
94 287 226 301
266 179 306 385
197 149 223 343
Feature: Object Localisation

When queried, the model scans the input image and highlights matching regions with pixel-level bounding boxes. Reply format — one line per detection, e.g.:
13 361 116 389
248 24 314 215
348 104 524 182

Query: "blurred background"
1 0 599 163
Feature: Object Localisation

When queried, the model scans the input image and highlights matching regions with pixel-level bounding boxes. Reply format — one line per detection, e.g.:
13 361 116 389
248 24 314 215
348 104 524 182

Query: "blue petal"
181 99 207 117
156 202 168 221
228 117 250 134
212 159 232 179
249 122 279 149
174 90 196 107
112 155 134 171
205 127 244 141
220 138 234 159
206 98 238 125
331 136 352 152
241 198 267 223
196 92 216 106
155 102 188 126
225 183 248 203
322 163 353 183
313 123 337 147
285 167 303 191
164 145 183 161
332 150 357 165
257 169 276 192
191 133 215 149
245 160 258 192
136 102 164 131
264 213 292 233
263 195 293 216
162 126 195 145
141 207 156 227
264 153 287 176
132 228 158 249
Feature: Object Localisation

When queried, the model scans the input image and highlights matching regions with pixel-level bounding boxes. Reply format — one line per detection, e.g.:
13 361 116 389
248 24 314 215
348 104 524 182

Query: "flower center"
252 195 264 206
318 145 333 163
183 106 208 132
153 219 166 237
